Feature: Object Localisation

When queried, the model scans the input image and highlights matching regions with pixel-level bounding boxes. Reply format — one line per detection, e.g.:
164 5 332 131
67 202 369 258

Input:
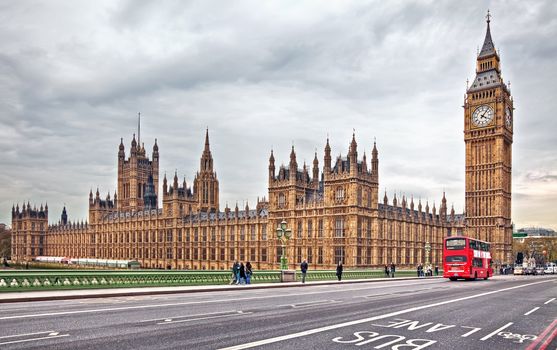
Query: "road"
0 275 556 349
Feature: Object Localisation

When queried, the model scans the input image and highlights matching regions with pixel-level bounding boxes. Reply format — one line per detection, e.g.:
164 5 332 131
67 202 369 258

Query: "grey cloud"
0 1 556 231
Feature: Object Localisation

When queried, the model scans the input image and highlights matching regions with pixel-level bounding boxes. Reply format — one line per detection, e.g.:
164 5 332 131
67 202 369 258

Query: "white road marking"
281 300 338 309
460 326 482 337
0 280 444 320
157 311 251 325
218 280 552 350
524 307 540 316
0 334 69 346
0 331 56 340
480 322 513 341
140 310 245 323
544 298 555 305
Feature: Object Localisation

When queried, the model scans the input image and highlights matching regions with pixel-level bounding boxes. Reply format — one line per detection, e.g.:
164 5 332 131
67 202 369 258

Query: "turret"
349 132 357 175
131 134 137 156
289 146 297 182
118 138 125 159
268 149 275 181
440 191 447 221
383 190 388 206
61 206 68 225
371 140 378 181
324 138 332 179
163 173 168 195
173 171 179 191
312 152 319 183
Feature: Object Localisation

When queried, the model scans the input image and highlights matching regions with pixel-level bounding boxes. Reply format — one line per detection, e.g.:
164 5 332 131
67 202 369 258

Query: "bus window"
469 240 477 250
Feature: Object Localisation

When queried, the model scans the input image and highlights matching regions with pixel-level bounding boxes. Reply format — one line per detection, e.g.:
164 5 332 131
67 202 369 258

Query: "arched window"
335 187 345 202
278 193 286 208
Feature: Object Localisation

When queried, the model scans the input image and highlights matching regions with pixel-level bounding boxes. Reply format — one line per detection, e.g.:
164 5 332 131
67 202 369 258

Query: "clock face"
505 107 512 127
472 105 494 127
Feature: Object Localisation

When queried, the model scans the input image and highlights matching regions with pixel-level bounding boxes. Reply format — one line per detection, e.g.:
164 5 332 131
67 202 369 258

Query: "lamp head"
284 229 292 239
280 220 287 230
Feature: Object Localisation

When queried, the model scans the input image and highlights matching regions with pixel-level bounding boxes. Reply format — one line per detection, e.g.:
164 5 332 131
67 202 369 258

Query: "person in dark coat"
239 262 246 285
245 261 253 284
231 261 240 284
384 265 389 277
336 262 343 281
390 262 395 278
300 259 308 283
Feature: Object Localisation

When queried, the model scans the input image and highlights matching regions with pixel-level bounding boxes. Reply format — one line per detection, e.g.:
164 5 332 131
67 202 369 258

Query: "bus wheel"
474 272 478 280
449 277 457 281
484 272 489 280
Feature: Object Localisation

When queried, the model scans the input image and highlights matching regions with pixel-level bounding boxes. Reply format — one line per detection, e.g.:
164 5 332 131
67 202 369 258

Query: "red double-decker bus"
443 236 493 281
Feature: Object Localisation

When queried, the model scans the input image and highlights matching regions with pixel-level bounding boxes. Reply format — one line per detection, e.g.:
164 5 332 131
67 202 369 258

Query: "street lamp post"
424 241 431 266
276 220 292 270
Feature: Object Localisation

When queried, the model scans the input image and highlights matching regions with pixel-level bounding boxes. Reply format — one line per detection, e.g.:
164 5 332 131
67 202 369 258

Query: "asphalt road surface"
0 275 556 349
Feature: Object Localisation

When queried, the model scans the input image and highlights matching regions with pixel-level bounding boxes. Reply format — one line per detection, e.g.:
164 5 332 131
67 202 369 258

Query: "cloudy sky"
1 0 556 230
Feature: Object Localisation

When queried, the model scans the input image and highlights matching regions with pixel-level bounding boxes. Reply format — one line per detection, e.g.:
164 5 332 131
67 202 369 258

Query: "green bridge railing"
0 269 435 292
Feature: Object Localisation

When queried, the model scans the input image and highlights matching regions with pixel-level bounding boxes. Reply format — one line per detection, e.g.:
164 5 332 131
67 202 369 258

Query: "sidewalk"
0 276 442 303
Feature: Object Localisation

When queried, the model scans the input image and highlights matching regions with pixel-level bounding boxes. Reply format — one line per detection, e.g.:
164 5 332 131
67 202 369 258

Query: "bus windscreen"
446 238 466 250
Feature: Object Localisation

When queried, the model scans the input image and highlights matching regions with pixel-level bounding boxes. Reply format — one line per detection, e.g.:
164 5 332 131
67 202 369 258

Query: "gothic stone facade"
11 16 510 269
11 130 464 270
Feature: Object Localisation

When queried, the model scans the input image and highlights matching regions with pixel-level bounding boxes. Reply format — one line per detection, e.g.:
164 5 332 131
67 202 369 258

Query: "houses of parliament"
10 14 514 270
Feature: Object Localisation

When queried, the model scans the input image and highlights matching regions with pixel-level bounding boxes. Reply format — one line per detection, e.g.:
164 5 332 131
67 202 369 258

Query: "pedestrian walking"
245 261 253 284
416 264 420 277
231 260 240 284
384 264 389 278
435 265 439 276
336 261 343 281
239 262 246 285
300 259 308 283
390 262 396 278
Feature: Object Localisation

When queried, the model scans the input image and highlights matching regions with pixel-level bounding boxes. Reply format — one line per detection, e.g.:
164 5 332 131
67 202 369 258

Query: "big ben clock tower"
464 11 513 265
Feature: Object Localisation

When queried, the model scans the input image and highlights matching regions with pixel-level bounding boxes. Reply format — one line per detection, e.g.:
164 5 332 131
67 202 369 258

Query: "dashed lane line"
0 333 69 346
544 298 555 305
524 307 540 316
140 310 244 323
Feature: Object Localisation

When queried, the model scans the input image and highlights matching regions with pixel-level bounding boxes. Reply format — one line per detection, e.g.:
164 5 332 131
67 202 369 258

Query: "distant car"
513 266 524 275
524 267 533 275
545 264 557 275
535 267 545 275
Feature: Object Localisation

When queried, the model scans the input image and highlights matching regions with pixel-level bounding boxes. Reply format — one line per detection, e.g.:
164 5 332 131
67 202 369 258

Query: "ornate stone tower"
117 115 159 212
11 203 48 261
194 129 219 213
464 11 513 264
